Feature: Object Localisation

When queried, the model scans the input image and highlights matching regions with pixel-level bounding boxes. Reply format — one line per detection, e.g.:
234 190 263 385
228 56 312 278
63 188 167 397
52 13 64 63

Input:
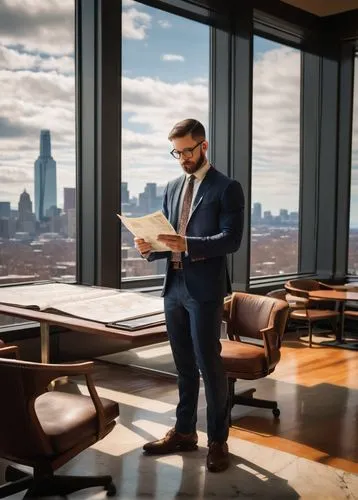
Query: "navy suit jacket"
148 166 244 302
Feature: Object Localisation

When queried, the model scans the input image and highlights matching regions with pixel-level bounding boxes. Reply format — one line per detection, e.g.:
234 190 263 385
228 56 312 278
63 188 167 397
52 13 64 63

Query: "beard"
181 150 206 174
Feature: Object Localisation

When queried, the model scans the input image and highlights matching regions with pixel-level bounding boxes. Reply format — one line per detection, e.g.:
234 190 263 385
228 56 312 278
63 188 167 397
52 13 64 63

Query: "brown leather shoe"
143 428 198 455
207 441 229 472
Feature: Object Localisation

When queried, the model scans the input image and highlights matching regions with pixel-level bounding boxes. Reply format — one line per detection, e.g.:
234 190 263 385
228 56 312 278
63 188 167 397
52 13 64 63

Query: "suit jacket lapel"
171 175 186 230
188 165 216 224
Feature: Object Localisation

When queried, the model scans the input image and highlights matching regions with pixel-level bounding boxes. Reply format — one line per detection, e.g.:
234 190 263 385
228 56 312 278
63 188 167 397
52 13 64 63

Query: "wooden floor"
229 335 358 475
90 334 358 475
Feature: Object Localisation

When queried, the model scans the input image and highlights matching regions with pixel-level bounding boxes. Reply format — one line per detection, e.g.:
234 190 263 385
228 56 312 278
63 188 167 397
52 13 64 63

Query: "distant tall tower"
34 130 57 221
18 189 35 234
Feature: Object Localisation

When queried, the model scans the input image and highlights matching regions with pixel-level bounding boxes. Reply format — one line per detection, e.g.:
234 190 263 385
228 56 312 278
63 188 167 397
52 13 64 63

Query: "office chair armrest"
318 281 334 289
223 295 232 316
0 359 95 455
284 285 309 299
286 294 308 306
260 326 279 370
18 361 107 439
222 295 233 337
222 309 230 323
0 358 94 396
0 345 19 359
84 374 108 440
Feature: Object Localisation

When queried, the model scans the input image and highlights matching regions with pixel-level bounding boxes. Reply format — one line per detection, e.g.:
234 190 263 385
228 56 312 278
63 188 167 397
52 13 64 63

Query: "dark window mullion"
335 43 355 279
299 50 320 274
231 4 253 291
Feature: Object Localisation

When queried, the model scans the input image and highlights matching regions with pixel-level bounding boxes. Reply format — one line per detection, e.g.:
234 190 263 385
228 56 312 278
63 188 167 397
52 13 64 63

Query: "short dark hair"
168 119 206 141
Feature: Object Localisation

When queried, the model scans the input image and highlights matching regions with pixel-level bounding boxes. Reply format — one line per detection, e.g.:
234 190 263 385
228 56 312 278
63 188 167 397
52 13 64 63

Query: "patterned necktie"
172 174 195 263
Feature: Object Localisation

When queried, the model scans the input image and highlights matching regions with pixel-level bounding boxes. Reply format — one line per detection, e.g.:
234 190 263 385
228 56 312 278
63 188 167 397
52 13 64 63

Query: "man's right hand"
134 237 152 256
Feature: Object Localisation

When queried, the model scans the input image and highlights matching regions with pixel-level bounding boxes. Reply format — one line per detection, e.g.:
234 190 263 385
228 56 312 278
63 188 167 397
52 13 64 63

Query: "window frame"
345 48 357 278
249 30 303 281
1 0 357 336
76 0 357 294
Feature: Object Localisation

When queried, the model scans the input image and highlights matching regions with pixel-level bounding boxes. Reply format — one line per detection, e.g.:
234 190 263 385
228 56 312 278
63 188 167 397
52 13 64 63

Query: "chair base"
228 383 280 425
0 465 116 498
293 317 338 348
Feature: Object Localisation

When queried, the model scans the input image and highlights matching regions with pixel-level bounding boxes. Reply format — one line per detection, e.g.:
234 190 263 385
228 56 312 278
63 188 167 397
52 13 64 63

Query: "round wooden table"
309 290 358 343
331 282 358 291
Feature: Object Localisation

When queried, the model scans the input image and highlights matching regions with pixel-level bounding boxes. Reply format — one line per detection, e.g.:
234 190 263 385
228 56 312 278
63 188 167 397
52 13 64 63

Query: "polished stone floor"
1 368 357 500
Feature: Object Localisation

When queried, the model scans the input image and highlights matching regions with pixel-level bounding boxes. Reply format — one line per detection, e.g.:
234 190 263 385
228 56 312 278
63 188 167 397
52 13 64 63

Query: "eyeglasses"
170 140 204 159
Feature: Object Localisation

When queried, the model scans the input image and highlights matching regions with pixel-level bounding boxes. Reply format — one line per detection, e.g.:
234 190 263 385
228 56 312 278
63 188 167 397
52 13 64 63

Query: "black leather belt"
170 261 183 270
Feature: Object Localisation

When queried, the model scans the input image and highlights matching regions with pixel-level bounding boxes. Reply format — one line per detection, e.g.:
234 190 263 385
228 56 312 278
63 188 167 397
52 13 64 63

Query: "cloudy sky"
0 0 357 227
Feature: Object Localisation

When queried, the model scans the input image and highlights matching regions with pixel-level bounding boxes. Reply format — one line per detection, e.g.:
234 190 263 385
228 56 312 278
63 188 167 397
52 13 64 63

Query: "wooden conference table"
0 303 167 364
309 289 358 343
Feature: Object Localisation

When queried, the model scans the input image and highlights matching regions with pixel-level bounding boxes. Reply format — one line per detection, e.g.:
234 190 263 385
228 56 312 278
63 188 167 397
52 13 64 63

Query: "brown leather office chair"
285 279 339 347
267 288 310 332
285 278 333 293
0 345 119 498
221 292 289 421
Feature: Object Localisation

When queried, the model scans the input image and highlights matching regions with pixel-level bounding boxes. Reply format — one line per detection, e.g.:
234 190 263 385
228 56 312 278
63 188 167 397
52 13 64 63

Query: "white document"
48 292 164 323
0 282 164 323
117 210 177 251
0 283 120 310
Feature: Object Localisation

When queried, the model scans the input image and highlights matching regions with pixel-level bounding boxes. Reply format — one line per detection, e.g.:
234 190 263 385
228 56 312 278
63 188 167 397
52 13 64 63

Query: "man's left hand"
157 234 186 252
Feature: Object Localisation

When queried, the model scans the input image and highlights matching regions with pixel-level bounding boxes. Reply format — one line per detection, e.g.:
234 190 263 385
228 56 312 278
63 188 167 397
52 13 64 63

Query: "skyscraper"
18 189 32 216
139 183 161 213
34 130 57 221
252 202 262 223
64 187 76 211
18 190 35 234
0 202 11 219
121 182 129 204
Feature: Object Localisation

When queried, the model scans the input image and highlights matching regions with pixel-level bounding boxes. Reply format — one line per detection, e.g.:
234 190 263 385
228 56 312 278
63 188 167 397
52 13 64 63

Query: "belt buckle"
172 261 183 270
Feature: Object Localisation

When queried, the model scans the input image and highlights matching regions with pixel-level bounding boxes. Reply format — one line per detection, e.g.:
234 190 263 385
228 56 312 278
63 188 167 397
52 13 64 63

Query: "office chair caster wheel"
106 482 117 496
273 408 280 418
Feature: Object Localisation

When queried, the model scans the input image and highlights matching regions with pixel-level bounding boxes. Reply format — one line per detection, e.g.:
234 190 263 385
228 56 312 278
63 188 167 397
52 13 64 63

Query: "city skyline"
2 181 300 219
0 182 298 215
0 0 357 224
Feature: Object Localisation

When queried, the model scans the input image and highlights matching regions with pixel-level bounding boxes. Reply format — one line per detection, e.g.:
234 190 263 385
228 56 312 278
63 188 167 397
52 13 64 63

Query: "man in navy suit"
135 118 244 472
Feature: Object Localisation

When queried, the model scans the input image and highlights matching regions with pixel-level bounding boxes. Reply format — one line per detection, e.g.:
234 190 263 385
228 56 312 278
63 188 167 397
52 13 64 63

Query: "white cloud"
122 76 208 133
161 54 185 62
252 46 301 213
191 77 208 85
0 46 74 73
121 76 209 194
122 8 151 40
158 20 172 29
0 0 74 55
0 65 75 207
1 12 357 230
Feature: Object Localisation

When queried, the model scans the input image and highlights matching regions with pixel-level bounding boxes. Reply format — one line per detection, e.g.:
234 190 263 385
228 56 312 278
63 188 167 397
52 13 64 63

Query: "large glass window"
251 36 301 277
121 0 209 279
0 1 76 325
348 56 358 276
